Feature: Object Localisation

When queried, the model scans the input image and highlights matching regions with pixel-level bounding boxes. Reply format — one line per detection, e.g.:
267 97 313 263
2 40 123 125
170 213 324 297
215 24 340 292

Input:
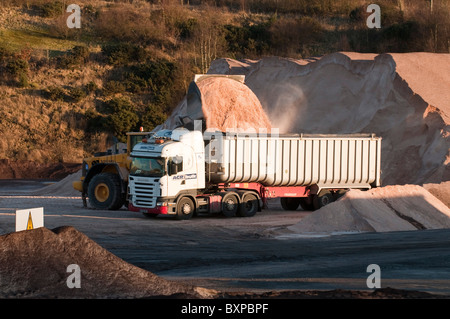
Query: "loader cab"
126 130 151 155
92 131 149 157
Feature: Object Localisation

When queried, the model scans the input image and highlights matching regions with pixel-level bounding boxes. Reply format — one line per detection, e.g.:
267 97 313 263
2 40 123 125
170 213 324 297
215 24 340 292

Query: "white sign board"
15 207 44 232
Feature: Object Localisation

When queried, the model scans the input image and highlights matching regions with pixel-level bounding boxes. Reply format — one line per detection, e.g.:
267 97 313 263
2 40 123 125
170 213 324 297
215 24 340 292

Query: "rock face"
0 226 214 298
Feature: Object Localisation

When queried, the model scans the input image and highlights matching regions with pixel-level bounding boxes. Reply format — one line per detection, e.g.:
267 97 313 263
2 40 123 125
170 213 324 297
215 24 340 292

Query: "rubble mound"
0 226 215 298
280 185 450 237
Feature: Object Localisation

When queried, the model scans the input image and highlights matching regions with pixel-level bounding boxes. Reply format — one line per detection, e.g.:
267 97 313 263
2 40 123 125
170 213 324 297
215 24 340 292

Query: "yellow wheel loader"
72 130 150 210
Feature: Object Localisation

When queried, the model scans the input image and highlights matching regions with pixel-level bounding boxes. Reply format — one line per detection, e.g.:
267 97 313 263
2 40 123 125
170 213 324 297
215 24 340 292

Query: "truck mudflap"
128 203 168 215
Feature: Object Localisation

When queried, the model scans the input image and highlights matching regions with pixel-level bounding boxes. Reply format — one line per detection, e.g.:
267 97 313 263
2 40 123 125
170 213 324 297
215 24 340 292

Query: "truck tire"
313 190 334 210
333 189 348 200
238 193 258 217
176 197 195 220
88 173 124 210
280 197 301 211
299 197 315 211
221 192 239 217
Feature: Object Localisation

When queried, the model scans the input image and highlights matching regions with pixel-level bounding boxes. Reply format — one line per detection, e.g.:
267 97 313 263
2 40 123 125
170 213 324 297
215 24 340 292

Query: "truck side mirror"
170 162 178 175
169 156 183 175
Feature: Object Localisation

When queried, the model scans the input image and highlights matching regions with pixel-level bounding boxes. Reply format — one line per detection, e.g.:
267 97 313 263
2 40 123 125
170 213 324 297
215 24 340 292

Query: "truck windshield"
130 157 165 177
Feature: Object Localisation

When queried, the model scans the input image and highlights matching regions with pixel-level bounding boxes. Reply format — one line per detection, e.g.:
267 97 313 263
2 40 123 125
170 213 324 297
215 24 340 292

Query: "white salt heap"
208 52 450 186
206 52 450 235
284 185 450 236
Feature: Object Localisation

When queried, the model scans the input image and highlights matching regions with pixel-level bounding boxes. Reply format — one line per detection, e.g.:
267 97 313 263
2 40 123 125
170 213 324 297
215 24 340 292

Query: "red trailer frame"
223 182 311 207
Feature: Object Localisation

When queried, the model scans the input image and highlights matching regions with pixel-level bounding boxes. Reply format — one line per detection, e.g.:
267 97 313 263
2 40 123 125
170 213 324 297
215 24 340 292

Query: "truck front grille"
133 181 157 208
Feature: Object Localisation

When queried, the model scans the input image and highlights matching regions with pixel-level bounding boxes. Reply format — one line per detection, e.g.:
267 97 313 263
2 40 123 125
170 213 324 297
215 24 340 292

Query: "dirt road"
1 184 450 296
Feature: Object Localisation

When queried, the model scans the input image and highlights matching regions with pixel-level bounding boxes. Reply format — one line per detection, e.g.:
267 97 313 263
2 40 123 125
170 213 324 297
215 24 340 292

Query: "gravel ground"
1 188 450 298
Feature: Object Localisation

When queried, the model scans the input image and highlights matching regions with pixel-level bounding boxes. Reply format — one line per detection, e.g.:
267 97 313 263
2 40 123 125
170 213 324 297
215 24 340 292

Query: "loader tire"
88 173 124 210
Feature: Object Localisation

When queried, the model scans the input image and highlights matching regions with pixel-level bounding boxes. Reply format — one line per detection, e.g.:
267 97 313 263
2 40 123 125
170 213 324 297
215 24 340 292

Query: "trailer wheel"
221 192 239 217
280 197 301 211
238 193 258 217
176 197 195 220
313 190 334 210
333 189 348 200
88 173 124 210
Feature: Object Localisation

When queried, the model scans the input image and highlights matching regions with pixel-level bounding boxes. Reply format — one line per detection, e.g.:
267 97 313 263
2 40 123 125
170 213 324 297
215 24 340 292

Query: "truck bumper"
128 203 168 215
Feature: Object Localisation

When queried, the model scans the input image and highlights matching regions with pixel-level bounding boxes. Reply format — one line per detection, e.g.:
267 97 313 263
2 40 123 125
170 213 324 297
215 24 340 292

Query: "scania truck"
127 128 382 219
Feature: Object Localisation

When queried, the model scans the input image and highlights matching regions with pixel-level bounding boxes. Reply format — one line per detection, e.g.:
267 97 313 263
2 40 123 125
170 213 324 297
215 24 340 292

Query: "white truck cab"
128 129 205 218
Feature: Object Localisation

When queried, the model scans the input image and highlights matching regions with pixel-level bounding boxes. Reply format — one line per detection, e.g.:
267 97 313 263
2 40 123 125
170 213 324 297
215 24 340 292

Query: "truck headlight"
156 202 167 207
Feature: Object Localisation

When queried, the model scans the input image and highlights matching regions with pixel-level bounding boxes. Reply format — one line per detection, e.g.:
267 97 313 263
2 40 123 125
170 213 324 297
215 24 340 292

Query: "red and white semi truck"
128 129 382 219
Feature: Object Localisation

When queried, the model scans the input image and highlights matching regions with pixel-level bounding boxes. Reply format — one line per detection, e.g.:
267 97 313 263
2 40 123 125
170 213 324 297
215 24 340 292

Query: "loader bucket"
177 74 246 131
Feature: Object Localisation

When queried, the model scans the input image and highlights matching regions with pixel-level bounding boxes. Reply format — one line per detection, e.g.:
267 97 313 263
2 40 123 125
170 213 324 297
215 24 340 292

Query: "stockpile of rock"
0 226 215 298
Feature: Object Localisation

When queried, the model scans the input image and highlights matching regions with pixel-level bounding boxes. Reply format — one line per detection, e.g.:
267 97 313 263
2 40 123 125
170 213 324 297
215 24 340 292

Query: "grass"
0 29 84 53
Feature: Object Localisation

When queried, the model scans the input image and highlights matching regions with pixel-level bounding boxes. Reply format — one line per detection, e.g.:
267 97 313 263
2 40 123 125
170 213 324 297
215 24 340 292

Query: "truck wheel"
313 190 334 210
280 197 301 211
238 193 258 217
88 173 124 210
176 197 195 220
221 192 239 217
299 197 315 211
